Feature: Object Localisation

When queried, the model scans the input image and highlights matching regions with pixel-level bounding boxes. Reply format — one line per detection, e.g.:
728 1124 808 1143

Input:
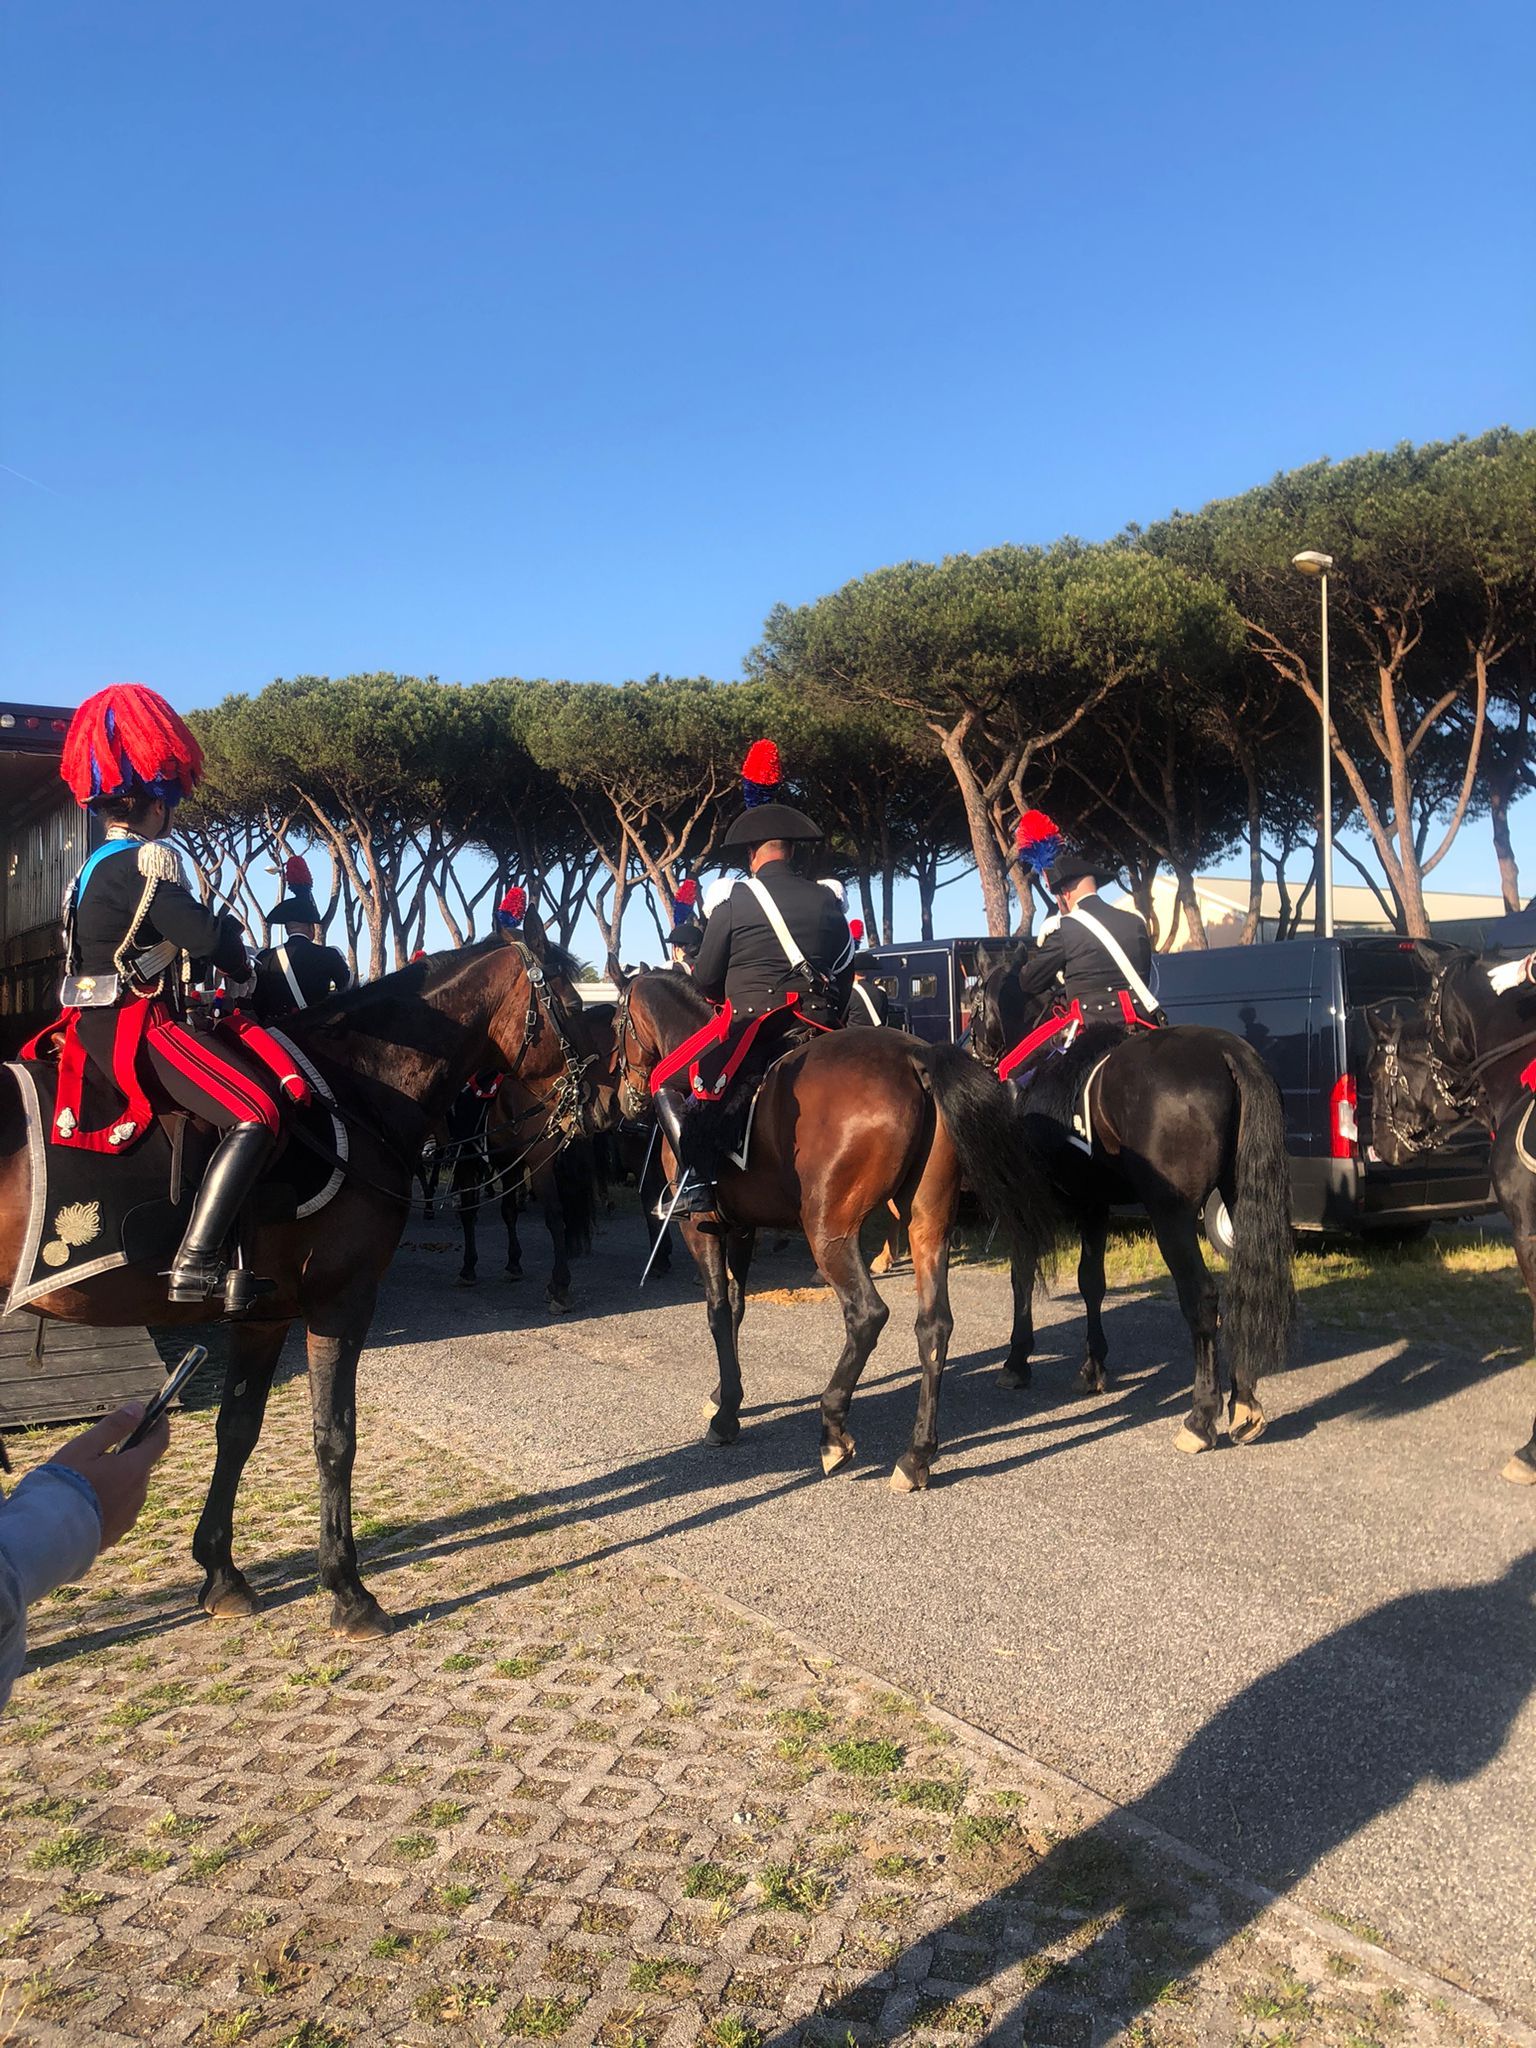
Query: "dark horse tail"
924 1044 1059 1265
1219 1037 1295 1386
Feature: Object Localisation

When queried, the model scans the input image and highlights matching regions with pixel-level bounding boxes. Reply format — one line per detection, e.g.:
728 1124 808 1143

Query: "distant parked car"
1154 936 1494 1238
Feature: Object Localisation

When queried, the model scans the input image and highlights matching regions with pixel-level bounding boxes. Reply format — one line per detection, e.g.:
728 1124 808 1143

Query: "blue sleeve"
0 1468 103 1710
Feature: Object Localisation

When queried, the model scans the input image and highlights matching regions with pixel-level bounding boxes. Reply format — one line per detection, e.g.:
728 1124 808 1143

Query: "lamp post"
1291 550 1335 939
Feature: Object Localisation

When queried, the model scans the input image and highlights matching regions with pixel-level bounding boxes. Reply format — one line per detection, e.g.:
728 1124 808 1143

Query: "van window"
1341 944 1433 1011
876 977 900 1002
911 974 939 1001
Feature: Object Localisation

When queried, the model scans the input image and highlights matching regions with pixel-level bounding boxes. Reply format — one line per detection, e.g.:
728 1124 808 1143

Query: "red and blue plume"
741 738 781 809
495 883 528 933
1014 808 1061 874
848 917 865 944
674 878 699 909
283 854 313 888
61 683 204 810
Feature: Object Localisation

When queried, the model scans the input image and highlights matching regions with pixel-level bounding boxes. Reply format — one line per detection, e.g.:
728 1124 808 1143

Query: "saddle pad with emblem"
3 1033 349 1314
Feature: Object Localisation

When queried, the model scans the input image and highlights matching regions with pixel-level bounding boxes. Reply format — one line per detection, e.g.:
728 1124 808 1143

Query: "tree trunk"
936 716 1011 937
1173 867 1208 949
918 863 937 942
1237 747 1264 945
857 869 879 938
1489 773 1522 912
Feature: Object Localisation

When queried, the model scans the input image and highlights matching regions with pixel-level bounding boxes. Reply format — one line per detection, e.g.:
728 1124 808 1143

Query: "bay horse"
970 964 1295 1453
0 930 589 1637
452 1000 617 1307
614 970 1057 1490
1367 942 1536 1484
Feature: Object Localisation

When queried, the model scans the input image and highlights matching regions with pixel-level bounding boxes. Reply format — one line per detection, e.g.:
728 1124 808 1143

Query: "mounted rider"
252 855 352 1019
654 740 854 1213
665 878 704 973
844 924 891 1028
999 811 1162 1080
49 684 291 1305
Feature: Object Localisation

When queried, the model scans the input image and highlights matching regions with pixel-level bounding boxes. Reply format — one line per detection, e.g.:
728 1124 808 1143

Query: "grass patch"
888 1776 967 1812
504 1995 584 2038
825 1737 904 1777
772 1706 831 1736
28 1828 103 1874
415 1799 469 1828
759 1862 834 1914
706 2021 762 2048
681 1859 745 1900
393 1831 438 1862
441 1652 481 1674
628 1957 702 1994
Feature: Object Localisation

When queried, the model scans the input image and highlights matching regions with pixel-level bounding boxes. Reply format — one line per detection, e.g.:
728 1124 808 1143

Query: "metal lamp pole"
1292 551 1335 938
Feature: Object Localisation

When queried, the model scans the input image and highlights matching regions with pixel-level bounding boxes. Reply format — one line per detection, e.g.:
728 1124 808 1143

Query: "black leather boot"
167 1123 276 1303
651 1089 715 1217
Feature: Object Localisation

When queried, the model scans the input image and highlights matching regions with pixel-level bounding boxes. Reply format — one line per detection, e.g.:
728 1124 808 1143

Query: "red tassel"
499 885 527 921
284 854 313 887
849 918 864 944
674 879 699 908
1015 808 1059 848
61 684 203 807
741 739 781 787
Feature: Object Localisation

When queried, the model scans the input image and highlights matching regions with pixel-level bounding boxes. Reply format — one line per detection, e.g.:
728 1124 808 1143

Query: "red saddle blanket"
650 993 832 1103
998 992 1156 1084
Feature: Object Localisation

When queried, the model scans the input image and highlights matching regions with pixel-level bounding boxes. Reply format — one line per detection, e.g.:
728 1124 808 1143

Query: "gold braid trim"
111 845 185 993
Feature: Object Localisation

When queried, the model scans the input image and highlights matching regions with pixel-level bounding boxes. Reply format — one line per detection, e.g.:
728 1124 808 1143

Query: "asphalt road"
356 1208 1536 2025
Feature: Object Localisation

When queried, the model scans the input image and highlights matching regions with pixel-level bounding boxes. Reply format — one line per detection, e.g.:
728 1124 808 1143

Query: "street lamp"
1292 550 1335 939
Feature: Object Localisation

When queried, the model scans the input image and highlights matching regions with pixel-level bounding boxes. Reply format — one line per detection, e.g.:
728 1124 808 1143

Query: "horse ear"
1412 940 1443 974
519 905 551 958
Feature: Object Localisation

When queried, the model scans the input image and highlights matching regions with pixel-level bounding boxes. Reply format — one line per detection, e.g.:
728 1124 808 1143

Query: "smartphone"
115 1345 208 1452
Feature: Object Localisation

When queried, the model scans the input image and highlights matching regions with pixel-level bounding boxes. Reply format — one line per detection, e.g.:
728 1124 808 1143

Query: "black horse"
971 964 1295 1453
1368 941 1536 1485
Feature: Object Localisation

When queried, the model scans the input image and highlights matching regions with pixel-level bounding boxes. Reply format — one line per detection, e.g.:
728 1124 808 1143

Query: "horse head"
968 960 1032 1070
613 969 712 1124
1366 947 1487 1164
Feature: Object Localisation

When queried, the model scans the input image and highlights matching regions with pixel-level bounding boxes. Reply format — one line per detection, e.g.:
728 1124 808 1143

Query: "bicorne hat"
720 739 822 851
269 853 324 927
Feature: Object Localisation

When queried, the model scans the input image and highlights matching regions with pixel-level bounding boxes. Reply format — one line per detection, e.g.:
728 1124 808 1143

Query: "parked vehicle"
867 938 1008 1043
1154 936 1494 1237
0 700 91 1060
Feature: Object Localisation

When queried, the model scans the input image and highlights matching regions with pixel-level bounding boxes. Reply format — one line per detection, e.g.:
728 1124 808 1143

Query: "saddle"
656 998 833 1182
4 1027 348 1315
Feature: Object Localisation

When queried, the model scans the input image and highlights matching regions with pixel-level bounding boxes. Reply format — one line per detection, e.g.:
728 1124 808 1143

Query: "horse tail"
1219 1037 1295 1386
923 1043 1059 1264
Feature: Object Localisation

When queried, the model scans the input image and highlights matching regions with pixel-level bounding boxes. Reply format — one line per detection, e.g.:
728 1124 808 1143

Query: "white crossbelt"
850 981 883 1025
272 944 308 1011
1068 904 1159 1014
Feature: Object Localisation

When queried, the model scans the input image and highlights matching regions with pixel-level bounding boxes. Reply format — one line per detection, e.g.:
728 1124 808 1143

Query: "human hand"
47 1403 169 1550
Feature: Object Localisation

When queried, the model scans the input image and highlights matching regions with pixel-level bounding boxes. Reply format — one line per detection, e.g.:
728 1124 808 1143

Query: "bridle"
1374 973 1487 1156
613 978 655 1123
499 940 597 1148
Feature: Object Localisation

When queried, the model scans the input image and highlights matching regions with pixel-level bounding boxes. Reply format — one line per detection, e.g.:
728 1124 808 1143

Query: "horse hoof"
889 1462 928 1493
503 1268 523 1284
546 1291 571 1315
820 1439 855 1476
201 1580 260 1620
1502 1453 1536 1486
1229 1400 1267 1444
454 1274 477 1289
700 1399 719 1427
331 1596 393 1639
706 1419 740 1447
999 1368 1029 1392
1174 1424 1213 1456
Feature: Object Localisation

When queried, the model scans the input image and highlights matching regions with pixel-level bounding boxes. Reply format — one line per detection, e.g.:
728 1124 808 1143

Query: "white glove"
1485 953 1534 996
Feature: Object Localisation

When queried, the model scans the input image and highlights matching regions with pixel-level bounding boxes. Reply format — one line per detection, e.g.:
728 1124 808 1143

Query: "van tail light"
1331 1074 1359 1160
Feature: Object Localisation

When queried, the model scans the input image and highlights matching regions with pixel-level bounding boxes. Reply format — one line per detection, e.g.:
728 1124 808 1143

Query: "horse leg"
193 1318 289 1618
891 1190 955 1493
306 1278 390 1637
1150 1201 1222 1454
543 1173 572 1313
999 1249 1037 1390
1076 1204 1111 1394
814 1226 891 1477
503 1184 523 1281
456 1177 478 1286
689 1220 744 1446
1504 1227 1536 1484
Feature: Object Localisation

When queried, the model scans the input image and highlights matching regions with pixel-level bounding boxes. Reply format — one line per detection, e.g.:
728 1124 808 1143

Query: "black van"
1154 937 1494 1236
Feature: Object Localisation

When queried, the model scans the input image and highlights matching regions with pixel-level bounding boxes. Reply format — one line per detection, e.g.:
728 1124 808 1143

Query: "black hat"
667 916 703 959
270 887 322 928
850 950 881 974
721 739 822 851
1047 853 1121 889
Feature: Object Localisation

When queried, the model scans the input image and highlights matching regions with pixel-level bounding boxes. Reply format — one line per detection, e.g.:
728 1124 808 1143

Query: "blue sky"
3 0 1532 938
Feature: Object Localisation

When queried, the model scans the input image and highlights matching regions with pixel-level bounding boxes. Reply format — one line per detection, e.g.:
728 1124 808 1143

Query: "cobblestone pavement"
0 1377 1525 2048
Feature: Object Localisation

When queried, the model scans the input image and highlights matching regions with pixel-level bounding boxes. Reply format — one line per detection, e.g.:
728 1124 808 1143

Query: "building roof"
1140 873 1508 949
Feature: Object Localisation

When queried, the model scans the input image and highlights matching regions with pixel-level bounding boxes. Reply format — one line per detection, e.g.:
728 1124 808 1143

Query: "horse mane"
296 936 582 1043
634 967 715 1035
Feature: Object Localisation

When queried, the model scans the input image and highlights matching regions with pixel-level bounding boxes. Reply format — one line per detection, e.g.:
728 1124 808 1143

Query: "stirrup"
166 1255 227 1305
652 1173 715 1220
